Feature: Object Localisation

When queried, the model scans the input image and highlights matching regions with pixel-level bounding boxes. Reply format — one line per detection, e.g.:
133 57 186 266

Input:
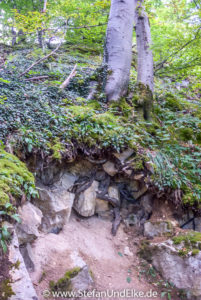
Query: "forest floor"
29 212 162 300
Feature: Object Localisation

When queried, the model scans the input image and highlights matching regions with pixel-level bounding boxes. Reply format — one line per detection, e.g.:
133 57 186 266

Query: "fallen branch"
25 76 49 81
59 64 77 89
19 43 61 77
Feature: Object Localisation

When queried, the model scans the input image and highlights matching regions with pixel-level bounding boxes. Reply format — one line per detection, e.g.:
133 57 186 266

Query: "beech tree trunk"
104 0 135 102
134 0 154 120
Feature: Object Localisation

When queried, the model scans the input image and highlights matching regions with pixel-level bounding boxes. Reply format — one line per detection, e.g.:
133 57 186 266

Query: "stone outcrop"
9 230 38 300
144 220 175 239
16 202 42 245
73 181 99 217
103 161 118 177
37 182 75 232
140 235 201 299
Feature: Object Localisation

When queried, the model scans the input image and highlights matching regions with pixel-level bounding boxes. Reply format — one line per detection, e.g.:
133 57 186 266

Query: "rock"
71 266 94 292
128 181 148 200
9 231 38 300
145 161 154 174
133 174 144 180
74 181 99 217
144 220 174 238
38 161 63 185
140 237 201 298
124 246 133 256
16 202 43 245
37 182 75 232
67 160 93 177
140 194 153 215
95 198 109 214
70 251 86 268
195 218 201 232
20 243 35 272
113 148 134 163
57 172 77 190
108 185 120 206
51 265 93 294
103 161 118 176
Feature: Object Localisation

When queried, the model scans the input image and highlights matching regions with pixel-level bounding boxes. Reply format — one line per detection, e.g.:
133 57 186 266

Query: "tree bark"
134 0 154 120
42 0 47 13
104 0 135 102
11 27 17 46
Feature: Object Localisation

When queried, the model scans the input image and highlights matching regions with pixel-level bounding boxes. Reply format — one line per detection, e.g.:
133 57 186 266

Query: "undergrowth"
0 47 201 210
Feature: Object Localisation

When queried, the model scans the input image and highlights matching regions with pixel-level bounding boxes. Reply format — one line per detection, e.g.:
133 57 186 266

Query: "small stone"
103 161 118 176
124 246 133 257
108 185 120 206
113 149 135 163
74 181 99 217
70 266 94 292
144 220 174 238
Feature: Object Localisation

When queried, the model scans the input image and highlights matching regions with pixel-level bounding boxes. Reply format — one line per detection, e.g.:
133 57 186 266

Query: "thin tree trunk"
11 27 17 46
38 28 44 50
134 0 154 120
43 0 47 12
104 0 135 102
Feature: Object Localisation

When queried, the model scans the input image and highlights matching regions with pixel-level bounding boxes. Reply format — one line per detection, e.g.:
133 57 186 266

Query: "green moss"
131 153 149 171
0 149 35 205
196 132 201 145
47 139 66 160
132 83 153 120
178 128 194 142
11 260 20 270
91 112 118 126
192 249 199 256
138 240 152 262
68 105 94 119
164 93 183 111
49 267 81 292
109 98 133 118
182 185 201 206
0 279 15 300
173 231 201 246
178 249 189 257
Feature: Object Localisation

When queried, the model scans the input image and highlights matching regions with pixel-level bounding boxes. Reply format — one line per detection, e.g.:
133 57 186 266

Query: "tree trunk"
134 0 154 120
37 28 44 50
104 0 135 102
43 0 47 12
11 27 17 46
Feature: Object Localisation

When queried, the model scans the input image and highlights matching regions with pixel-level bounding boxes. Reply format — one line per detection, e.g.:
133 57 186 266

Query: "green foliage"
49 267 81 292
146 0 201 78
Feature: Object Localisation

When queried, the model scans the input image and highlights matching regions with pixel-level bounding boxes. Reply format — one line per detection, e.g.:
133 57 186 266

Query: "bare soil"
29 212 161 300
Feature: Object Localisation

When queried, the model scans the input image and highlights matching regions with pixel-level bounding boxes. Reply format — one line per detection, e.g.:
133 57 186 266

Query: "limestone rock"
113 148 134 163
95 198 109 214
124 246 133 257
108 185 120 206
70 266 94 292
103 161 118 176
128 181 148 200
9 231 38 300
140 194 153 215
37 182 75 232
144 220 174 238
57 172 77 190
141 238 201 298
16 202 42 245
20 243 35 272
73 181 99 217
